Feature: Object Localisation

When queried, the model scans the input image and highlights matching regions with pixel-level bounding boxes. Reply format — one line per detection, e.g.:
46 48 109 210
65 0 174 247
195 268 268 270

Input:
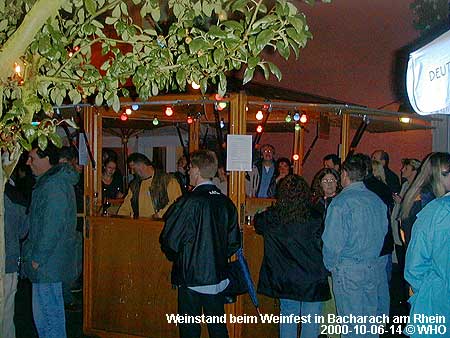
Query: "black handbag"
222 260 248 298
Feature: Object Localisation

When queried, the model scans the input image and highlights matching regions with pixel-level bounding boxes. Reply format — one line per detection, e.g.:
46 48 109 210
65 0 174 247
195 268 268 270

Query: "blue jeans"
332 258 387 338
280 298 323 338
32 282 67 338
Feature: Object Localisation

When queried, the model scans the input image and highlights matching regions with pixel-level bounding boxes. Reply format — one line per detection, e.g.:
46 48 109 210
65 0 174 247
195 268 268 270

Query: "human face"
340 170 350 188
130 161 149 179
401 164 415 182
26 149 51 176
323 159 334 169
442 166 450 192
261 147 274 162
105 161 117 176
321 173 338 197
278 162 290 177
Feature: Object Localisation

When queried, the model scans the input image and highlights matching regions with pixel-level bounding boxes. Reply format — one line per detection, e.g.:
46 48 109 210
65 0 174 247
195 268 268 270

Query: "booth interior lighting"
399 117 411 124
131 104 139 111
293 154 299 161
125 108 132 115
120 113 128 121
256 125 263 133
293 112 300 121
295 123 301 131
285 113 292 123
256 110 264 120
220 118 225 129
165 106 174 116
187 115 194 124
300 114 307 124
152 116 159 126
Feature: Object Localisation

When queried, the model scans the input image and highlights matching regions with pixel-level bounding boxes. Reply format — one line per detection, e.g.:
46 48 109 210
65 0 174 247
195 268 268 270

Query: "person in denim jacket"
322 154 389 338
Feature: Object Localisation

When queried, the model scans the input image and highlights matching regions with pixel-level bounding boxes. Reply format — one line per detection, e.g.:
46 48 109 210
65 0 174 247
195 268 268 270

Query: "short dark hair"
190 150 218 179
59 146 78 161
32 140 60 165
342 153 368 182
323 154 341 166
127 152 152 166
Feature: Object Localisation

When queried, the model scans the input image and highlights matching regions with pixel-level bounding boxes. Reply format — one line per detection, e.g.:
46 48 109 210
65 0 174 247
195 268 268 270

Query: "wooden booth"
81 84 435 338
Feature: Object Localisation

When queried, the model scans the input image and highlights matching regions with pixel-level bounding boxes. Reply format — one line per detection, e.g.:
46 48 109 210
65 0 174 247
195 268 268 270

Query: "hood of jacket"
34 163 79 189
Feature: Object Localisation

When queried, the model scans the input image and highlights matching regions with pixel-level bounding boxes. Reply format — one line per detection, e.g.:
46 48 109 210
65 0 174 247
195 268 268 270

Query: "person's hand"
32 261 39 270
393 193 402 204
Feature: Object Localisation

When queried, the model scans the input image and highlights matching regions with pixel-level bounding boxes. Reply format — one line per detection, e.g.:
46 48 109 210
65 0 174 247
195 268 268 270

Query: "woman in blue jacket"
405 166 450 338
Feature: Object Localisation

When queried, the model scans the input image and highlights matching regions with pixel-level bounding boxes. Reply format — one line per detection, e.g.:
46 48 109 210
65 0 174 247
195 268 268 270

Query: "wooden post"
188 119 200 153
293 126 305 175
340 113 351 161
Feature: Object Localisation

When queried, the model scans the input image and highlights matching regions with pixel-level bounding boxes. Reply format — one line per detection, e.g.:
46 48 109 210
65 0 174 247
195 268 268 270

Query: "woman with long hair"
102 159 124 199
254 175 330 338
311 168 342 219
399 152 450 246
404 161 450 337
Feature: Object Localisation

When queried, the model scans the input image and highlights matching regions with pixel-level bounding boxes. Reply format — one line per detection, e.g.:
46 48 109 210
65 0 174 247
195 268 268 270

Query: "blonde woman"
399 152 450 246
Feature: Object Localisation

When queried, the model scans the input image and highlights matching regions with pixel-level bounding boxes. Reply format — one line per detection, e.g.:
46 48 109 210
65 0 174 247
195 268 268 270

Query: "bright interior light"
14 63 21 73
293 112 300 121
295 123 301 131
285 114 292 123
125 108 132 115
131 104 139 111
218 101 227 109
187 116 193 124
300 114 307 124
399 117 411 124
220 118 225 129
120 113 128 121
165 106 174 116
153 116 159 125
256 110 264 121
293 154 299 161
256 125 263 133
191 81 200 90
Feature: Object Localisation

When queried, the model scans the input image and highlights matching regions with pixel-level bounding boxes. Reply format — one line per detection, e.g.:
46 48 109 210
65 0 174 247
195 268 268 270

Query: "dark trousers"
178 287 228 338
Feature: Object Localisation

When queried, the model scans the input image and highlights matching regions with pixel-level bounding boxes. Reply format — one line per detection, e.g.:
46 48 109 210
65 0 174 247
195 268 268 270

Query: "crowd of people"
3 142 449 338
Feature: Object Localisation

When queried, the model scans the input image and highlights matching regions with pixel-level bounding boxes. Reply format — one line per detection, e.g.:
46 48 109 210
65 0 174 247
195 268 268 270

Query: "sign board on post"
407 29 450 115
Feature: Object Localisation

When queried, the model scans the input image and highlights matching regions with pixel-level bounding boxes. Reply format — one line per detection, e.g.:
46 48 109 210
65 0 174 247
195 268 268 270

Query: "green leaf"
213 49 225 65
85 0 97 16
268 62 282 81
276 40 290 60
198 54 208 68
18 137 31 152
176 68 186 86
112 5 121 18
286 27 303 45
49 133 63 148
208 26 226 38
38 135 48 151
95 92 103 106
218 72 227 97
200 78 208 94
222 20 244 33
202 2 214 16
252 15 277 30
189 38 208 54
287 16 304 32
105 16 118 25
151 82 159 96
112 94 120 112
258 62 270 80
22 125 36 142
255 29 274 54
243 67 255 84
248 56 259 69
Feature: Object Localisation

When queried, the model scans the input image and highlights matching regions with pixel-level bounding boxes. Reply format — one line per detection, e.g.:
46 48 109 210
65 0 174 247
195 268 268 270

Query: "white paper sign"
407 29 450 115
226 135 253 171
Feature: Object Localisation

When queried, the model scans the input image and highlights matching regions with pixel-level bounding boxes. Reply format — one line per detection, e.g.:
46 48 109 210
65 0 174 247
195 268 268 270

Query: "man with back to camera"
322 154 389 338
23 141 79 338
118 152 182 218
160 150 241 338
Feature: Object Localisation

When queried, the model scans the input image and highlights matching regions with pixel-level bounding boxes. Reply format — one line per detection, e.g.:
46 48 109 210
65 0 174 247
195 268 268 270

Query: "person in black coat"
160 150 241 338
254 175 330 338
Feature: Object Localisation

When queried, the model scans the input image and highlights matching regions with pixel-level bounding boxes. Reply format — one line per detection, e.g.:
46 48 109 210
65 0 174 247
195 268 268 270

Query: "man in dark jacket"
23 142 79 338
372 150 401 194
160 150 241 338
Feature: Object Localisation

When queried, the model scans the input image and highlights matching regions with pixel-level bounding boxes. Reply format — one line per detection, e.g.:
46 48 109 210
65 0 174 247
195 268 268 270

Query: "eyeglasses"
321 178 337 184
262 149 273 154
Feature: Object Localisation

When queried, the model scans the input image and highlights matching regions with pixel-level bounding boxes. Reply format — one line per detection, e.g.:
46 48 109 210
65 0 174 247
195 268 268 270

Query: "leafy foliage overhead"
0 0 330 156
